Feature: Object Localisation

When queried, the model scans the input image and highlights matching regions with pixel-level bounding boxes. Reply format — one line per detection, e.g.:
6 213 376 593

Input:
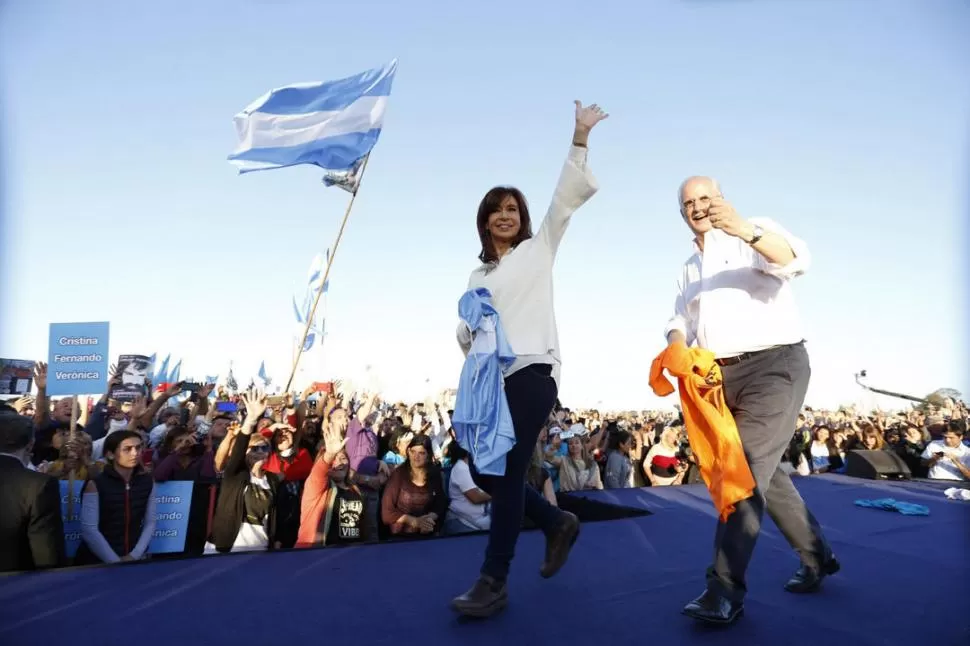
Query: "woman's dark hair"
446 439 469 463
160 425 191 458
476 186 533 264
300 417 322 453
402 433 443 490
103 430 143 459
272 424 302 453
405 433 434 460
607 430 632 452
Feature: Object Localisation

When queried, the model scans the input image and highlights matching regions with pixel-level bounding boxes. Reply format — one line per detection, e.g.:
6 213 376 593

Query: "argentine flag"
228 59 397 187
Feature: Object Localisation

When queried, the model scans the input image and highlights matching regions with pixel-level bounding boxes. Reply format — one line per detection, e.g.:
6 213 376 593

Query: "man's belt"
714 341 804 367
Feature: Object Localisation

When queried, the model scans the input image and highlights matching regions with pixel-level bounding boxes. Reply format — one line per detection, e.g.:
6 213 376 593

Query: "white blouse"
458 145 598 387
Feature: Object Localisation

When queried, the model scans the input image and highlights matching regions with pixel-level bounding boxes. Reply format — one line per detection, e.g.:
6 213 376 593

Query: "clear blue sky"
1 0 967 409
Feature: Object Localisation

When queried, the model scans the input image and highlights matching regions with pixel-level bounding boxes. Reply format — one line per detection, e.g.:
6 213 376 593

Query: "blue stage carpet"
1 474 968 646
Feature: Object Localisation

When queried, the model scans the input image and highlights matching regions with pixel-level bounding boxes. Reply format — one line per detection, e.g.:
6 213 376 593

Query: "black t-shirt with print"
326 486 365 544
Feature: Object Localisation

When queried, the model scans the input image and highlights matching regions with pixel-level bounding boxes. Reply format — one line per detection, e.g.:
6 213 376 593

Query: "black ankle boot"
451 575 508 618
540 511 580 578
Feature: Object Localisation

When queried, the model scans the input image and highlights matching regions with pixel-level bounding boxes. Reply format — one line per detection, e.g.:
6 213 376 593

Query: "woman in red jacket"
296 424 385 547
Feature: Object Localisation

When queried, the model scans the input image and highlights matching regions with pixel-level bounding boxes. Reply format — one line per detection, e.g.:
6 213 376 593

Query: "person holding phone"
450 100 607 619
920 422 970 481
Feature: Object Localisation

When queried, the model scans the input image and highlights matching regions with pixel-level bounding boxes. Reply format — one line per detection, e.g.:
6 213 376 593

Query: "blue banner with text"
47 322 111 396
148 481 194 554
59 480 84 559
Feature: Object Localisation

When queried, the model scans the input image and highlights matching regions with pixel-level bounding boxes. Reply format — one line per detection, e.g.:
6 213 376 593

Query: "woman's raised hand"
241 388 267 422
574 101 608 132
322 423 347 462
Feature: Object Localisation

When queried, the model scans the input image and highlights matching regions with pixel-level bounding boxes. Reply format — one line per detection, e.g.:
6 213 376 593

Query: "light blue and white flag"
292 251 330 353
306 250 330 298
155 354 170 384
169 360 182 384
228 59 397 188
293 295 306 324
258 361 272 387
294 306 326 352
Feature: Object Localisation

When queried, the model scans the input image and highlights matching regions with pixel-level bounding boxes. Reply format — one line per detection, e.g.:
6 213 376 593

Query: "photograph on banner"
148 481 193 554
0 358 35 395
110 354 153 401
59 480 84 559
47 322 110 396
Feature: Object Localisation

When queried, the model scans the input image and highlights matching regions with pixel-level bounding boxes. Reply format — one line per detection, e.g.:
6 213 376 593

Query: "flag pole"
67 395 79 519
284 154 371 393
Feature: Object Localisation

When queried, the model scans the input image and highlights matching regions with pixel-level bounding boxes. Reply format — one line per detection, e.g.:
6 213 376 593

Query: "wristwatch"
747 224 764 245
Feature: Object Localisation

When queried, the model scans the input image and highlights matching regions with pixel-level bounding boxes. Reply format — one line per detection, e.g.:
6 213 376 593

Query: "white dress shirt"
458 145 598 387
921 440 970 481
664 217 810 358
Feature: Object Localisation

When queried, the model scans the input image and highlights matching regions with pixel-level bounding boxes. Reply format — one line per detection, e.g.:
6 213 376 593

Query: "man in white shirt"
663 176 837 625
920 422 970 481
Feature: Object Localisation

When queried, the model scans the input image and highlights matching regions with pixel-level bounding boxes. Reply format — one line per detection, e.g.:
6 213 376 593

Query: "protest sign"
149 481 194 554
111 354 153 401
47 322 110 396
0 359 35 395
59 480 84 559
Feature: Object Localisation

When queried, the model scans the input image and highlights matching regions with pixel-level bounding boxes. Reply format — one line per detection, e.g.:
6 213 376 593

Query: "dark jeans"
471 363 565 581
706 343 832 602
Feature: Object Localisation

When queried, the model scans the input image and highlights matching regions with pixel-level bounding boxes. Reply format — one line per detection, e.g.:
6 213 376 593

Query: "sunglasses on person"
249 444 271 454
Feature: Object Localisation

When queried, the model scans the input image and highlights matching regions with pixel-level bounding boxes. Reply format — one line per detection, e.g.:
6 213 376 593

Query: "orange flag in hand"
649 342 755 522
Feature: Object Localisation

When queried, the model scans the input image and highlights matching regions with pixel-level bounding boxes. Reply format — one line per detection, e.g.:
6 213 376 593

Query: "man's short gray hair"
678 176 722 205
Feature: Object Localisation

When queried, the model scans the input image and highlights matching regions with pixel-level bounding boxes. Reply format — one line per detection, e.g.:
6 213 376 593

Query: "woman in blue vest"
451 100 608 618
77 430 157 564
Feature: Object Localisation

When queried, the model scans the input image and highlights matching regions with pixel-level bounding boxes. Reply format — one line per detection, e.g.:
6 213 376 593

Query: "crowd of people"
0 361 967 574
786 402 970 481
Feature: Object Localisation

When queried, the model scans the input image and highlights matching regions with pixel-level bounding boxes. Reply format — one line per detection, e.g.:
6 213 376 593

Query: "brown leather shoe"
450 575 508 618
540 511 580 578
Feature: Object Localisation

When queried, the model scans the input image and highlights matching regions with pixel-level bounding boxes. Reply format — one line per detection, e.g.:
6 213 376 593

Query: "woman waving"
452 100 608 618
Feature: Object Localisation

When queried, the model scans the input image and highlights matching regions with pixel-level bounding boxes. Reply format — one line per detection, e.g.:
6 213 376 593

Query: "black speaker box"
845 450 912 480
